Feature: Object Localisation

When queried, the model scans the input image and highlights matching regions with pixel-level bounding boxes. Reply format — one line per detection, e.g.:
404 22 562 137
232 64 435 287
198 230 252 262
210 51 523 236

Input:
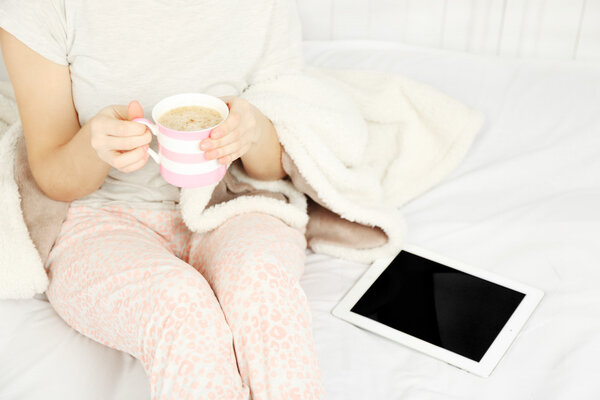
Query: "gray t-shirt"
0 0 302 208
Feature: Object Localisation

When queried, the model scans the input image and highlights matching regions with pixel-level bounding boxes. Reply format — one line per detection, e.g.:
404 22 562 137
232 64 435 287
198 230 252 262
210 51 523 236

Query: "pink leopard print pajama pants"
45 206 324 400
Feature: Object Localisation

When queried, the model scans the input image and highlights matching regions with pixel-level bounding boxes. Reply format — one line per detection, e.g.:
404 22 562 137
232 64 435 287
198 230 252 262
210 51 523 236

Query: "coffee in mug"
158 105 224 131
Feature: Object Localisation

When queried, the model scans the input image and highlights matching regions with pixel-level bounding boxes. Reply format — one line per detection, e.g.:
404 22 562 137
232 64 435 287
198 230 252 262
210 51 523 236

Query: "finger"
111 105 129 120
105 130 152 151
200 128 239 151
127 100 144 120
113 146 150 172
112 146 150 171
217 142 252 165
120 152 151 173
104 117 149 137
209 111 241 140
205 139 243 162
111 100 144 120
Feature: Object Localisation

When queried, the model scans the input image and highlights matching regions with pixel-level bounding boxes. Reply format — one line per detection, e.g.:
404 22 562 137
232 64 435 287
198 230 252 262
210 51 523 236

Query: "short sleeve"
0 0 68 66
247 0 304 85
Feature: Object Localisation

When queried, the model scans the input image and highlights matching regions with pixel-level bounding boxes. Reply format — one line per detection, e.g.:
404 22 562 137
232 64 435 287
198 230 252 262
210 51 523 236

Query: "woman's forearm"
31 121 110 202
240 105 286 181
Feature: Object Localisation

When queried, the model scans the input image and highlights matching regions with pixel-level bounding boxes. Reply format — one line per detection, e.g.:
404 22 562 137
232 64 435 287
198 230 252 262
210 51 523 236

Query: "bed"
2 8 600 400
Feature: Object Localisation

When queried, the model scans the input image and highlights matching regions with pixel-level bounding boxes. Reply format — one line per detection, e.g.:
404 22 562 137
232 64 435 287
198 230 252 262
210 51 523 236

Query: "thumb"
127 100 145 121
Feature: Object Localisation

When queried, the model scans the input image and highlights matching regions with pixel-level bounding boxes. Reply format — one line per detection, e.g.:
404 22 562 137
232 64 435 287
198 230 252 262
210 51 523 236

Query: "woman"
0 0 323 399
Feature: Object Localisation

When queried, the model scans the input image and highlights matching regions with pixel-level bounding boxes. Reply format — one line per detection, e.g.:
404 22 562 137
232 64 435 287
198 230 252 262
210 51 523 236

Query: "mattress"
1 40 599 399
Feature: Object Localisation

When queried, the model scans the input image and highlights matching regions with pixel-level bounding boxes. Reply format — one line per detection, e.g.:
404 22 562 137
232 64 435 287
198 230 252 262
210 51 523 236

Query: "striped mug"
133 93 229 188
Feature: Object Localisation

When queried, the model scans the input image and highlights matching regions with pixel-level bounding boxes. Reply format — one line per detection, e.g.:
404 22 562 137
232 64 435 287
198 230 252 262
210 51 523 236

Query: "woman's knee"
144 266 230 332
212 213 306 260
218 257 311 328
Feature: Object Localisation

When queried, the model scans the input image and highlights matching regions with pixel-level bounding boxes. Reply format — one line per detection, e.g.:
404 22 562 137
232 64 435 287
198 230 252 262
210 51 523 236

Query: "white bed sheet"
1 40 599 400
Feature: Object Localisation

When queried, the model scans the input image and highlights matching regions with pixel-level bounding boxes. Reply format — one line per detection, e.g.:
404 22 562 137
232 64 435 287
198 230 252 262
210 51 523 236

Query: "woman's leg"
46 206 250 400
189 213 324 400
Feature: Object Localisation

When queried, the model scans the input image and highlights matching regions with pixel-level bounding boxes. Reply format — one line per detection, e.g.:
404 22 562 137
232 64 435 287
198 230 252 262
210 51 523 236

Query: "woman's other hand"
199 97 286 180
90 101 153 173
199 97 258 165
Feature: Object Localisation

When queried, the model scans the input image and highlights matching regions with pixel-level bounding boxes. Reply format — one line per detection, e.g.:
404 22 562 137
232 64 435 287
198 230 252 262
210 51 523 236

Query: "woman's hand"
199 97 258 165
89 100 153 173
199 97 286 180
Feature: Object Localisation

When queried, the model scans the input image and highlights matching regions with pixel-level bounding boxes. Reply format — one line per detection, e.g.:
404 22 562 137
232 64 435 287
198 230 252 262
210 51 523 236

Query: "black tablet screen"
350 251 525 361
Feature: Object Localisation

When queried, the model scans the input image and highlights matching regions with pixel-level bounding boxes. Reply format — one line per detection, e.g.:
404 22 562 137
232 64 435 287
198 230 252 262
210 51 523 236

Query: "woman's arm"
0 30 152 201
240 104 285 181
200 97 285 181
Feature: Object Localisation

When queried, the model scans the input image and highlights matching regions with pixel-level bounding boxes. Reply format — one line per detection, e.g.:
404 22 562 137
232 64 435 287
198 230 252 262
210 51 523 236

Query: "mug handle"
132 118 160 163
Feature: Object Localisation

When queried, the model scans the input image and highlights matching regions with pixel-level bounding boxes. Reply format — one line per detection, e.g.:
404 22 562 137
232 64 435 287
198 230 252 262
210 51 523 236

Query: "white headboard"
298 0 600 61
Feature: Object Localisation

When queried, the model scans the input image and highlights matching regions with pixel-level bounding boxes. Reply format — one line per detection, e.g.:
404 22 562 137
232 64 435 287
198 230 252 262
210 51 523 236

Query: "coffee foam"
158 105 223 131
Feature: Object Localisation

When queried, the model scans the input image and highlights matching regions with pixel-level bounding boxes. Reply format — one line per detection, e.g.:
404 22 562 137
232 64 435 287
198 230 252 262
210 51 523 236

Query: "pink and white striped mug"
133 93 229 188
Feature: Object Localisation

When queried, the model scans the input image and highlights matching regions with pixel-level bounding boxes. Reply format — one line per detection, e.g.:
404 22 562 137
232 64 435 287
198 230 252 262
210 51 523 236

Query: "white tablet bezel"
331 243 544 377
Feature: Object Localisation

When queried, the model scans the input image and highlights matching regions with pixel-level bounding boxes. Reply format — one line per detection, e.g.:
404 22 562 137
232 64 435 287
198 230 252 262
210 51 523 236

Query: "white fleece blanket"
0 82 49 298
181 68 484 262
0 69 483 299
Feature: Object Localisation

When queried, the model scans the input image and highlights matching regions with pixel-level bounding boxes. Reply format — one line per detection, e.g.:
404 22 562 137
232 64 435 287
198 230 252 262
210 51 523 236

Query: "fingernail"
200 141 212 151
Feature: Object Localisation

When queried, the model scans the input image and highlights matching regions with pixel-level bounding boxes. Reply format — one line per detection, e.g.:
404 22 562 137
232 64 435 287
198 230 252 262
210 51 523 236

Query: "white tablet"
332 244 544 377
